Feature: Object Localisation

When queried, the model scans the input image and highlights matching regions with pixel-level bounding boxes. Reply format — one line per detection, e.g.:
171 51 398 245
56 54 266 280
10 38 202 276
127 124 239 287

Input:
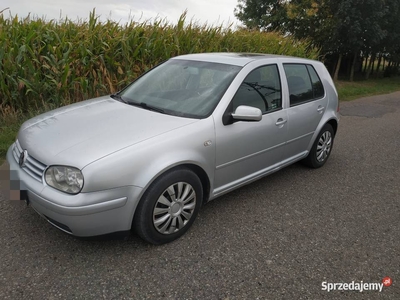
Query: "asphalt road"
1 92 399 299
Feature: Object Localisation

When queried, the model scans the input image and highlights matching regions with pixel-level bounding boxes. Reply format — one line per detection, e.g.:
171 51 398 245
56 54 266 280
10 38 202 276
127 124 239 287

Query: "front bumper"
7 145 143 237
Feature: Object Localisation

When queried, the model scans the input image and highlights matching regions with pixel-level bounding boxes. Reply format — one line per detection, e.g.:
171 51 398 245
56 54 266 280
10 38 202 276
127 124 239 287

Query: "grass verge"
1 76 400 163
336 76 400 101
0 111 25 165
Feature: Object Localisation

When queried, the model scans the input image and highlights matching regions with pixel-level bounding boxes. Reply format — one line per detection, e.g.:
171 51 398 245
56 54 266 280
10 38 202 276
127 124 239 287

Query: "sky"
2 0 241 27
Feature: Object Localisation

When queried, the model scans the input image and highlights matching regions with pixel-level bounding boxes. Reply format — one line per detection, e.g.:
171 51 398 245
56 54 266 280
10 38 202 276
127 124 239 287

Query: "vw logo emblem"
19 150 28 167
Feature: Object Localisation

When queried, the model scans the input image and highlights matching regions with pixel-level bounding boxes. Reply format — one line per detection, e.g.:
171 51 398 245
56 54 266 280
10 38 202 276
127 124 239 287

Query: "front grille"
12 140 47 182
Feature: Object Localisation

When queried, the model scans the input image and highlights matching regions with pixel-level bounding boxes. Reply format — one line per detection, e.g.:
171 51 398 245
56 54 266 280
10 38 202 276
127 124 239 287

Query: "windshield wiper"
110 93 128 103
112 94 166 114
128 101 166 114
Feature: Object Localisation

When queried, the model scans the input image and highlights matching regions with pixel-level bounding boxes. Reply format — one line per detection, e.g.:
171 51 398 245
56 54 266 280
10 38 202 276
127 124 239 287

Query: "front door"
213 64 288 195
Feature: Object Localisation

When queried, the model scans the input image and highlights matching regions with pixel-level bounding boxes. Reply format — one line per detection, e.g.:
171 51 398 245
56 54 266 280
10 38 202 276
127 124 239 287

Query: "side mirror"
231 105 262 122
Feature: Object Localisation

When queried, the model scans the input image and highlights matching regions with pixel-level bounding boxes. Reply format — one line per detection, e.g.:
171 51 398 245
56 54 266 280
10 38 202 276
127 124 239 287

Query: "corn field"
0 11 319 115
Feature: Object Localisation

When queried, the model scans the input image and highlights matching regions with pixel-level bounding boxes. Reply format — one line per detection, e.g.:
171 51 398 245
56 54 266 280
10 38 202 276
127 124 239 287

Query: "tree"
235 0 394 80
333 0 387 80
235 0 336 46
234 0 288 31
381 0 400 70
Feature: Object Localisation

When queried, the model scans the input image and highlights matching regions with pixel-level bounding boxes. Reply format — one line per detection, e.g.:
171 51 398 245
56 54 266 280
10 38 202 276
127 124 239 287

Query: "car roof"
172 52 317 67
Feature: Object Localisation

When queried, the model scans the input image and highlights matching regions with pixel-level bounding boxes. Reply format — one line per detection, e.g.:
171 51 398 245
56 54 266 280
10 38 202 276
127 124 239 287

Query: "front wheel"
133 168 203 245
302 124 335 168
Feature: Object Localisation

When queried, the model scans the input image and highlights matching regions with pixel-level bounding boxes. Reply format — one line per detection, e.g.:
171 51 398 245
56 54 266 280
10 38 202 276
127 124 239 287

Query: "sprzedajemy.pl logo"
321 277 393 293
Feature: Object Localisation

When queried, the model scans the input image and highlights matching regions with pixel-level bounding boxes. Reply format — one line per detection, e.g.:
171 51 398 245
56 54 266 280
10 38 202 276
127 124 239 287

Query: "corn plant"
0 10 319 116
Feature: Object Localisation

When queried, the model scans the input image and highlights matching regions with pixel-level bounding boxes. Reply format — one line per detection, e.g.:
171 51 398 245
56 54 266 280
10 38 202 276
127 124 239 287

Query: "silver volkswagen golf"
7 53 339 244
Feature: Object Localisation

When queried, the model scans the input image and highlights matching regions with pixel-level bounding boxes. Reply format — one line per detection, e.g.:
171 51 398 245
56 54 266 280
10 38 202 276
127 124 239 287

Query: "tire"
302 123 335 169
133 168 203 245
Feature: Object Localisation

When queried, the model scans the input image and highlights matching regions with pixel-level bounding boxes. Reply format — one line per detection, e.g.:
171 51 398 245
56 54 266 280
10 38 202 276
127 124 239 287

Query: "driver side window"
232 65 282 114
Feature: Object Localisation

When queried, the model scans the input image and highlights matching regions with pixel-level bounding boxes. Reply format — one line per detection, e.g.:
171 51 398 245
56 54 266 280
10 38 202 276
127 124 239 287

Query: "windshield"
120 59 241 118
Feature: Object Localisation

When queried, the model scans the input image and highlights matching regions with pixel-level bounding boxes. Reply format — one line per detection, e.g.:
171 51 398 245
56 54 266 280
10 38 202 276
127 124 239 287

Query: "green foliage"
0 11 318 115
235 0 400 72
333 0 387 53
235 0 288 31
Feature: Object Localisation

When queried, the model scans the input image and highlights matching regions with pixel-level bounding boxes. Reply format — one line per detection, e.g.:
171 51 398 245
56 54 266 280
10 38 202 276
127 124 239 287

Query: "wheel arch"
307 118 338 153
327 118 338 136
179 163 211 206
131 163 211 242
137 163 211 209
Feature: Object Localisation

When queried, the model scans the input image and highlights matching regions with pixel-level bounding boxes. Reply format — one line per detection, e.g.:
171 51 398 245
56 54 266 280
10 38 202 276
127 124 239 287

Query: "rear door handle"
317 106 325 113
275 118 287 126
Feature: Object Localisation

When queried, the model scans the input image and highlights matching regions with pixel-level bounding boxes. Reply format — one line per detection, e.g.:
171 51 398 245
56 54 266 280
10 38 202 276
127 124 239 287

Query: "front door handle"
275 118 287 126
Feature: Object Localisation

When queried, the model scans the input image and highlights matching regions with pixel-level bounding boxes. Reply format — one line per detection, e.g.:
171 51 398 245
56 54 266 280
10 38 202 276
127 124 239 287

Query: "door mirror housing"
231 105 262 122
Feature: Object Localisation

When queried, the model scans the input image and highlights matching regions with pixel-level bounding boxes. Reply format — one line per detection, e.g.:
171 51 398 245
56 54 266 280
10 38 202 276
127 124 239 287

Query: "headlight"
45 166 84 194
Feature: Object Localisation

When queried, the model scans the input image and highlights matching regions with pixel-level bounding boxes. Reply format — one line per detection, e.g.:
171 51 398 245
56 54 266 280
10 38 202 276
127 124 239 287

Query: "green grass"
0 116 23 165
0 107 48 165
336 77 400 101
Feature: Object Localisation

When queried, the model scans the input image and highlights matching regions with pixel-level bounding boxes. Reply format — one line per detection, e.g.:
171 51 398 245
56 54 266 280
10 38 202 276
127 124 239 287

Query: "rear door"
281 63 328 160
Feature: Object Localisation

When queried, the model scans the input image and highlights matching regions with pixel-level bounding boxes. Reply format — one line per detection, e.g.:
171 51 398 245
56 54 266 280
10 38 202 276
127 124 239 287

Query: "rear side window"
307 65 324 99
283 64 325 106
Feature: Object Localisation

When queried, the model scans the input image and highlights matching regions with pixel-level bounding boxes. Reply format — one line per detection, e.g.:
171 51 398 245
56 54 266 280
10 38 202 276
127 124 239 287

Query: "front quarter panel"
81 117 215 197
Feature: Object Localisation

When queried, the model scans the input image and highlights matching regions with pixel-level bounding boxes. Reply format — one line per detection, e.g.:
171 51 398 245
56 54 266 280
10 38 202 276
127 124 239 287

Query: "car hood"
18 96 198 168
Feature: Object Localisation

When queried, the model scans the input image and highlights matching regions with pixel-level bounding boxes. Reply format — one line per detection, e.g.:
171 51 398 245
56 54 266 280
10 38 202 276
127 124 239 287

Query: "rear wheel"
133 168 202 245
302 124 335 168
